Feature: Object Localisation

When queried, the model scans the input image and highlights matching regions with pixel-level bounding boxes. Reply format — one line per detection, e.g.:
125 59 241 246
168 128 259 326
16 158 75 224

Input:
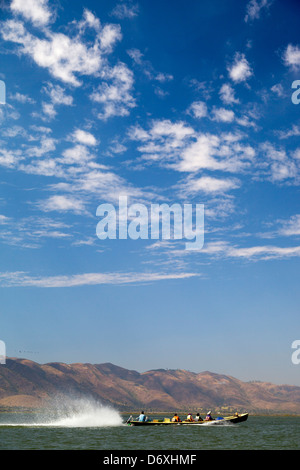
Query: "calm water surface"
0 411 299 450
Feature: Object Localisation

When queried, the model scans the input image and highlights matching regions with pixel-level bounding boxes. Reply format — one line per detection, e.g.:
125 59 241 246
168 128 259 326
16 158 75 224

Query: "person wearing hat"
205 411 213 421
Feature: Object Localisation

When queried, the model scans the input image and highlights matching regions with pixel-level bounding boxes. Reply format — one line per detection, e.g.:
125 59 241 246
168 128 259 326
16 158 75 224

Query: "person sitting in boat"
194 413 203 422
186 413 194 422
138 411 146 422
205 411 213 421
171 413 181 422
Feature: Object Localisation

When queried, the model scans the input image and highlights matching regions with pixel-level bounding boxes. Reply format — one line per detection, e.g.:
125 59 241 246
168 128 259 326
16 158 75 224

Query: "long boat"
126 413 248 426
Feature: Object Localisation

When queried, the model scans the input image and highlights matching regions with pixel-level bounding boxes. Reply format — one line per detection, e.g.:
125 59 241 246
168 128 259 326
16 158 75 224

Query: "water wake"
0 396 124 428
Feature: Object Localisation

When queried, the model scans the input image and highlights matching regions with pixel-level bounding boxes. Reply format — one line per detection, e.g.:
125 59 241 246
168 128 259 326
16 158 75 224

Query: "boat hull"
127 413 248 426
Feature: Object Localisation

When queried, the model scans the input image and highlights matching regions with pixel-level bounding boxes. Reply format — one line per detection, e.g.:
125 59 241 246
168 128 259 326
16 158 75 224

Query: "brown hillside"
0 358 300 414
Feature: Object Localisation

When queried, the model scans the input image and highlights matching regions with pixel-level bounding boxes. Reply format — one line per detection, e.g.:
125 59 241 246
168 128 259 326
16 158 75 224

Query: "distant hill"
1 358 300 414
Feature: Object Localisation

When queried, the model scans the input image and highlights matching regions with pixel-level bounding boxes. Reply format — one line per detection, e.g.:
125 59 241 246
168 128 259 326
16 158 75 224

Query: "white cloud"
60 145 95 165
37 195 87 214
127 48 173 83
187 101 208 119
0 148 22 168
90 62 136 119
19 158 64 177
212 107 235 123
154 87 169 99
228 245 300 260
0 270 198 288
9 92 35 104
0 215 73 248
260 142 299 183
202 240 300 260
41 102 56 119
293 148 300 160
26 136 56 157
71 129 98 147
111 2 139 19
278 125 300 140
129 119 255 174
36 82 73 120
127 48 143 64
181 176 240 195
154 72 173 83
279 215 300 237
43 83 73 106
1 10 122 87
178 133 255 173
270 83 284 98
228 53 253 83
0 215 10 224
244 0 273 23
283 44 300 69
30 125 52 134
219 83 240 105
1 125 27 138
10 0 52 26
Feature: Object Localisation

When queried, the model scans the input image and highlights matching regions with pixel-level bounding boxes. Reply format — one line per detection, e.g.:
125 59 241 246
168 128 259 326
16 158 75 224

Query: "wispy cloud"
111 2 139 20
244 0 273 23
279 215 300 237
9 92 36 104
259 142 299 183
0 270 198 288
90 62 136 119
36 195 88 215
219 83 240 105
127 48 173 84
0 216 72 249
129 119 255 174
179 176 241 195
159 239 300 261
1 9 123 87
277 125 300 140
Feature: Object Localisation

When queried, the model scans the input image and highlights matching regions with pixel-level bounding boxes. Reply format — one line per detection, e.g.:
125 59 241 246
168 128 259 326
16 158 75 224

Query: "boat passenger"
186 413 194 422
194 413 203 422
171 413 181 422
205 411 213 421
138 411 146 422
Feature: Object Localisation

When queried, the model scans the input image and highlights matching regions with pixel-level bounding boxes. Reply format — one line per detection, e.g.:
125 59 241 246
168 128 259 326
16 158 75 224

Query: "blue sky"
0 0 300 385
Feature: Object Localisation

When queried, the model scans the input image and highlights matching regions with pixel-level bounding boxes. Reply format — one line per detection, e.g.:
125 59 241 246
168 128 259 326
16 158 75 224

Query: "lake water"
0 399 299 450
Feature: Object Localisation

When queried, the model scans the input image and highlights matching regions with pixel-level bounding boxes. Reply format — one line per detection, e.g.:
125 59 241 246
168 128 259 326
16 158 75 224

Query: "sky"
0 0 300 386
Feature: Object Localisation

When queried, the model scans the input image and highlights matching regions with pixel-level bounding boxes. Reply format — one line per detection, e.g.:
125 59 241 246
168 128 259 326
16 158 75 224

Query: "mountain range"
1 358 300 414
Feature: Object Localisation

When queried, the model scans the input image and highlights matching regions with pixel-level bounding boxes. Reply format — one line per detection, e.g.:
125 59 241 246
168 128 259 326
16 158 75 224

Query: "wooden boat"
127 413 248 426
